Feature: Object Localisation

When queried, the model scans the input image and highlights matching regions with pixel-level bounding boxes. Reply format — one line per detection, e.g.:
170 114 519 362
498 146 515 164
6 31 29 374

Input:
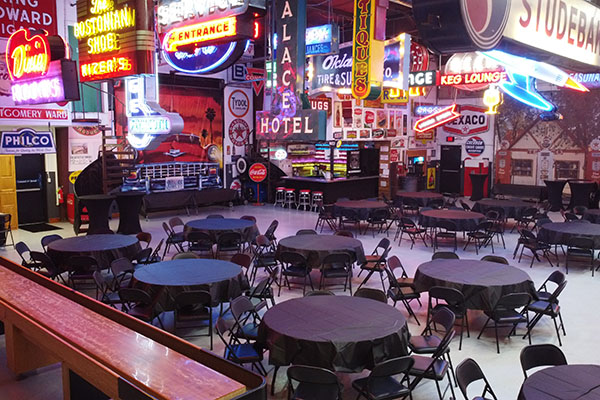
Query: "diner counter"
281 176 379 203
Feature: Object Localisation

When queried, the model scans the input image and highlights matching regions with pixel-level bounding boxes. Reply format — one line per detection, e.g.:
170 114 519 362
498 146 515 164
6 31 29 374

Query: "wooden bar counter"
0 256 266 400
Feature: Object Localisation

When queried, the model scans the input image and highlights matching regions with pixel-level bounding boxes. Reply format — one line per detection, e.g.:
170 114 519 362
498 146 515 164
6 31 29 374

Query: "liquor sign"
75 0 155 81
351 0 385 100
125 76 183 150
0 1 57 38
306 24 339 56
6 29 80 105
256 0 326 141
414 104 460 133
465 136 485 157
0 128 55 154
248 163 267 182
443 105 489 136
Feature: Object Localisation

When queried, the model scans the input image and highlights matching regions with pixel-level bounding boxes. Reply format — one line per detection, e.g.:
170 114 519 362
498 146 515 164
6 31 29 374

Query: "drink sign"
248 163 267 182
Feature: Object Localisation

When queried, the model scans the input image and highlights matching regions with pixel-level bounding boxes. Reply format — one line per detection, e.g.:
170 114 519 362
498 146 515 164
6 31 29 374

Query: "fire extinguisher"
57 186 64 205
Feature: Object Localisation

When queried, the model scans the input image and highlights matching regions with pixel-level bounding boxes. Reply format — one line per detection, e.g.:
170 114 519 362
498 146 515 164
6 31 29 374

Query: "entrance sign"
351 0 385 100
444 105 489 136
414 104 460 133
6 29 79 105
162 16 252 50
75 0 155 81
0 128 55 154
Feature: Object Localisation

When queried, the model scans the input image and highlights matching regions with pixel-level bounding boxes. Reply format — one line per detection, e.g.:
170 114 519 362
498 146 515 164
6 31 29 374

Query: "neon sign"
414 104 460 133
306 24 339 56
351 0 384 100
414 105 445 116
500 71 555 112
483 86 502 115
157 0 249 31
439 71 507 86
6 29 79 106
75 0 154 81
163 17 238 51
163 41 246 74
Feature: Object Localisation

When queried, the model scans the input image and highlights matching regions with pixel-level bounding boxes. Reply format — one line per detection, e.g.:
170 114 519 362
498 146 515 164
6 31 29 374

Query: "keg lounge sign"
74 0 155 81
256 0 325 140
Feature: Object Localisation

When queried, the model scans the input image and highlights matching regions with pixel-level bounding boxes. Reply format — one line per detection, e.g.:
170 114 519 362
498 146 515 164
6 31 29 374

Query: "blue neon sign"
500 71 555 112
162 40 247 74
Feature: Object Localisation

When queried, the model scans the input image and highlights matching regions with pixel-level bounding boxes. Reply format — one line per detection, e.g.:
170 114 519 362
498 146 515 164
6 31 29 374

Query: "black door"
15 154 47 225
440 145 462 194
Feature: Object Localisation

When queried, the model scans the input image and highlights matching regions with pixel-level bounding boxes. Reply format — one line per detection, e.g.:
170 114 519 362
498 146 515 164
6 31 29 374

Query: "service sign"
503 0 600 68
6 29 80 105
75 0 155 81
156 0 250 34
0 128 55 154
443 105 489 136
351 0 384 100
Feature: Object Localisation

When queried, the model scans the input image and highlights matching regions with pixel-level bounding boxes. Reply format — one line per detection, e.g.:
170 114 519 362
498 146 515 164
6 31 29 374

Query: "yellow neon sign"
164 16 237 52
74 6 135 39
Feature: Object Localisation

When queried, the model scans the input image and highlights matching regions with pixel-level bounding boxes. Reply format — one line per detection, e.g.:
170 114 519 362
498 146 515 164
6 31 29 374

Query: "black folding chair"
520 344 567 379
456 358 498 400
477 293 532 353
352 356 414 400
523 280 567 346
427 286 469 350
287 365 342 400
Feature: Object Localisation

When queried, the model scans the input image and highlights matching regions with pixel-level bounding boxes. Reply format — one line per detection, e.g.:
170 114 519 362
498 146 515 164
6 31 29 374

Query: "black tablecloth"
276 234 366 268
518 364 600 400
472 198 530 219
258 296 409 371
414 259 536 310
47 234 140 270
419 209 486 231
134 259 244 304
568 180 597 209
79 194 115 235
115 191 145 234
333 200 388 220
184 218 259 242
469 173 488 201
544 180 567 212
395 191 443 207
583 209 600 224
538 222 600 247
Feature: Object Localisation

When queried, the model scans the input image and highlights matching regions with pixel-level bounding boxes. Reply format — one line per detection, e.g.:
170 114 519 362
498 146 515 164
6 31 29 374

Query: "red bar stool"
284 188 296 209
275 187 286 207
311 191 324 211
297 189 311 211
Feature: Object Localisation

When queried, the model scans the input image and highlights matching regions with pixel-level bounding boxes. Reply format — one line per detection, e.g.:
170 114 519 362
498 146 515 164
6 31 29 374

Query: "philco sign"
443 105 489 136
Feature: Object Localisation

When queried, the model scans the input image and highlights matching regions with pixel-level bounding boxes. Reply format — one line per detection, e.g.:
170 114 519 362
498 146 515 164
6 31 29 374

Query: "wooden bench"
0 256 266 400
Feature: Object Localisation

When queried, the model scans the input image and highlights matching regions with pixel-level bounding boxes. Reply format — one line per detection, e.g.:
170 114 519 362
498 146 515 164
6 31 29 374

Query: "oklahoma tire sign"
443 105 489 136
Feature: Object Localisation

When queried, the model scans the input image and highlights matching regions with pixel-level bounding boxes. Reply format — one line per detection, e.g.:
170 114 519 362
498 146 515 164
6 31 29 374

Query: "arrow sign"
414 104 460 133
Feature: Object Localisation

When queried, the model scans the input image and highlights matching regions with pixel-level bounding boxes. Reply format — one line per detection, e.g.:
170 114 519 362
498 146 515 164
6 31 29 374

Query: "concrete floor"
0 201 597 399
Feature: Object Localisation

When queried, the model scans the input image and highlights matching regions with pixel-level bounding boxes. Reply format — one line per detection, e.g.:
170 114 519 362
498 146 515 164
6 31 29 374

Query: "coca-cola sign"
310 42 402 91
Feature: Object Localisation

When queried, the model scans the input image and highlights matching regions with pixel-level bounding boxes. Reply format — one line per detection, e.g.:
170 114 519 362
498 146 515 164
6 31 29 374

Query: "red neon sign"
414 104 460 133
164 16 237 52
439 71 507 86
80 56 133 81
6 29 51 81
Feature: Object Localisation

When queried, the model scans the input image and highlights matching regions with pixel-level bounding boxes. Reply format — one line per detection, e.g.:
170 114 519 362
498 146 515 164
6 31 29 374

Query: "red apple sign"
6 29 51 81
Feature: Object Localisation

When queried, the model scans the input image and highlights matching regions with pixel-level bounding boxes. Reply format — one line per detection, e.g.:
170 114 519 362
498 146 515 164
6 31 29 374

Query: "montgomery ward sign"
0 107 68 120
0 1 57 38
443 105 489 136
256 0 325 140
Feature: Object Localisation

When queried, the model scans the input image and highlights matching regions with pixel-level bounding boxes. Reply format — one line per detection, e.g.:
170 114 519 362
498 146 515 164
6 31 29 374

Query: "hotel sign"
75 0 155 81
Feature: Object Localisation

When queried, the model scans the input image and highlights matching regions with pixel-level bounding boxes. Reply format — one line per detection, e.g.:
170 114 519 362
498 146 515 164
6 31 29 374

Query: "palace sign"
75 0 154 81
351 0 385 100
6 29 79 105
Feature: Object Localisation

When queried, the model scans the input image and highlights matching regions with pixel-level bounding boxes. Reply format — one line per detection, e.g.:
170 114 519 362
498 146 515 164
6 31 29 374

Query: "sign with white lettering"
443 105 489 136
0 128 55 154
0 1 56 38
0 107 68 120
409 70 438 87
465 136 485 157
570 72 600 89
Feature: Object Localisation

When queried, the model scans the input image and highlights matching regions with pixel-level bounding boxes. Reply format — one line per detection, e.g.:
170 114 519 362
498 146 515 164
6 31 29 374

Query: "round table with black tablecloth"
395 191 443 207
414 259 537 310
538 222 600 247
114 191 145 234
258 296 409 371
78 194 116 235
134 259 244 305
184 218 259 243
472 198 530 219
544 180 567 211
568 180 597 210
333 200 388 220
518 364 600 400
47 234 140 270
276 234 366 269
419 209 486 231
583 209 600 224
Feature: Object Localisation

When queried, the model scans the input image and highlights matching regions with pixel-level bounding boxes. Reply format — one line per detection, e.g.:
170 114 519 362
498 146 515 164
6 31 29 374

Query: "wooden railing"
0 256 266 400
